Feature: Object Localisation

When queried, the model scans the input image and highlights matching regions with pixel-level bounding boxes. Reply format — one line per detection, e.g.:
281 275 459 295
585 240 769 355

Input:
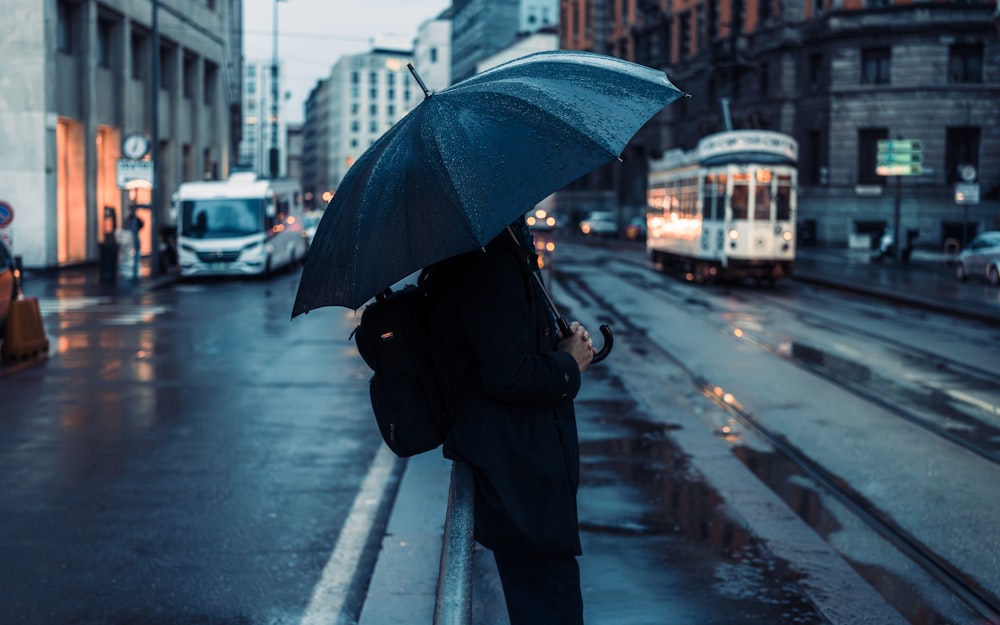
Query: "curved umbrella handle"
591 324 614 364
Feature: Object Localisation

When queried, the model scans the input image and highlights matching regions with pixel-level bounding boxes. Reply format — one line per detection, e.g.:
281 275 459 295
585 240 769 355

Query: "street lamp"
269 0 287 178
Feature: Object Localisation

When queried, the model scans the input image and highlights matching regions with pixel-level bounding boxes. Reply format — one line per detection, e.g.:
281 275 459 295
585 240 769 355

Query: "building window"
858 128 889 186
945 127 980 185
369 104 377 116
370 87 378 99
184 54 197 98
696 6 704 49
204 61 218 106
732 0 745 33
131 29 148 80
352 71 359 84
430 47 438 63
808 53 824 92
948 44 983 83
97 16 115 68
758 0 772 22
804 130 822 185
759 63 769 97
57 1 74 54
813 0 825 14
861 47 891 84
679 12 691 60
387 104 395 117
351 120 359 133
160 45 173 91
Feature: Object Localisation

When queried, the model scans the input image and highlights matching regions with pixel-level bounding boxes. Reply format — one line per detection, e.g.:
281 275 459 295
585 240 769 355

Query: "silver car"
955 231 1000 286
580 211 618 237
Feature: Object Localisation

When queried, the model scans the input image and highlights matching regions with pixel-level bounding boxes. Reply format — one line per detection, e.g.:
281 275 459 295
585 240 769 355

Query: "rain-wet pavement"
3 246 998 624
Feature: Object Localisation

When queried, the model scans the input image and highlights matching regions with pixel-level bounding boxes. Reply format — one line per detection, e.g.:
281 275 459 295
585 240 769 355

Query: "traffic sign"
0 200 12 228
116 159 154 189
877 139 923 176
955 183 980 205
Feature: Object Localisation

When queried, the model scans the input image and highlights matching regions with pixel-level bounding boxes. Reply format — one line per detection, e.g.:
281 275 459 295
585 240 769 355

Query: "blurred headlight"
728 229 739 240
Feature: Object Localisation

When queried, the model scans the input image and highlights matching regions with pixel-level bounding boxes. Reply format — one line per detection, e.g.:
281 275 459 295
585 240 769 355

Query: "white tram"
646 130 798 284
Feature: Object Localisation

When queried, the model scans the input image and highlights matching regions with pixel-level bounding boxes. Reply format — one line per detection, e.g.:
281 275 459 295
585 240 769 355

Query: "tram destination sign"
876 139 923 176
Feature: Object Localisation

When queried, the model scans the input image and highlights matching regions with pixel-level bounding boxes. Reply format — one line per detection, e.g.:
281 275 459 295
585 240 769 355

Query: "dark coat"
429 228 583 557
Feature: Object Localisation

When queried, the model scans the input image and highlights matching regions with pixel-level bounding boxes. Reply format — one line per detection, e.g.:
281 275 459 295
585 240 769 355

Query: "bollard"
2 296 49 361
433 461 475 625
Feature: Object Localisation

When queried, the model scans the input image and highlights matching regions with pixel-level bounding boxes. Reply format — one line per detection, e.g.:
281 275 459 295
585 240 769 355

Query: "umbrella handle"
592 324 614 364
557 317 614 365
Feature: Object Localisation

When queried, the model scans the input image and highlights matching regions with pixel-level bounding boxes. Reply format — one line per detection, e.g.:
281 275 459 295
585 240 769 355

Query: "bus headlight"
728 229 739 240
782 231 793 241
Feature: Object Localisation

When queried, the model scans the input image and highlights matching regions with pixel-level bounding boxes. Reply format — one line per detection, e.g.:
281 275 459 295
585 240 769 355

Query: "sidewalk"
794 245 1000 324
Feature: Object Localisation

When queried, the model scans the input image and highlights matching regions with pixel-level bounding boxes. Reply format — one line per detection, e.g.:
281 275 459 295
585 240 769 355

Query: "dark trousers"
492 549 584 625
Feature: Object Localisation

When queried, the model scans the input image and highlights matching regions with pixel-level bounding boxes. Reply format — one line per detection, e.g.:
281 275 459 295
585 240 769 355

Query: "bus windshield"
181 199 264 239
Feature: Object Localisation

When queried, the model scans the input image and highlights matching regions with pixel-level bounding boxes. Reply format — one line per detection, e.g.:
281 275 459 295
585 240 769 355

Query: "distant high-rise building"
307 48 416 198
414 11 454 92
451 0 558 83
240 60 288 178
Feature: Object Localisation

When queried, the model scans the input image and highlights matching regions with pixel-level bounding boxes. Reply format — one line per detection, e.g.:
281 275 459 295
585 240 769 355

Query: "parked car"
624 216 647 242
302 210 324 245
0 238 19 338
955 231 1000 286
580 211 618 237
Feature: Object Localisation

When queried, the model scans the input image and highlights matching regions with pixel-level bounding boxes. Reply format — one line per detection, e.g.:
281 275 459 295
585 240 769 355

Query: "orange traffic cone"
2 296 49 361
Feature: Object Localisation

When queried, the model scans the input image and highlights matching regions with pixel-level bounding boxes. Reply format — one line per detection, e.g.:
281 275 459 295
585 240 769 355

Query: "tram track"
552 253 1000 624
603 253 1000 467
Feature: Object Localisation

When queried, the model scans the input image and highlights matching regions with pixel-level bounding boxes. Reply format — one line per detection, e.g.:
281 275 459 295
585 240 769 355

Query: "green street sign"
877 163 923 176
877 139 923 153
876 139 923 176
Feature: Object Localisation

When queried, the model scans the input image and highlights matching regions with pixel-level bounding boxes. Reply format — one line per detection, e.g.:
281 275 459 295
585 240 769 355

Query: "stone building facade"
561 0 999 247
0 0 241 269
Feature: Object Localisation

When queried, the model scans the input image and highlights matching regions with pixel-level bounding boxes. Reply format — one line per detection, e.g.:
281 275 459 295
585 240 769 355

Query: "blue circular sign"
0 201 13 228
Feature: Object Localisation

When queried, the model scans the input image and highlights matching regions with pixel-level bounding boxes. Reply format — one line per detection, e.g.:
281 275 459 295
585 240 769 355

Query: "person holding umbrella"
428 216 594 625
291 50 685 624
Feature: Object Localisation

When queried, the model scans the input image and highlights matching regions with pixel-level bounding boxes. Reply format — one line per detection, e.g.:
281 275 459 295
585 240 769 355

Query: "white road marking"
299 444 398 625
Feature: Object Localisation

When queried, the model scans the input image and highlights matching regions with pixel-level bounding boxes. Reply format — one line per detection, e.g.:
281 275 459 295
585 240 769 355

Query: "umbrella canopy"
293 50 686 315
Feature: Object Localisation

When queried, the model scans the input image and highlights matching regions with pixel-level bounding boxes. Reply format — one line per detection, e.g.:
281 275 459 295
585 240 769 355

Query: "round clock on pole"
122 133 151 160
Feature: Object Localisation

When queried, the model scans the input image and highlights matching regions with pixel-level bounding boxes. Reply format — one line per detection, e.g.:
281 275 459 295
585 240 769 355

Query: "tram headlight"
782 231 793 241
728 229 740 240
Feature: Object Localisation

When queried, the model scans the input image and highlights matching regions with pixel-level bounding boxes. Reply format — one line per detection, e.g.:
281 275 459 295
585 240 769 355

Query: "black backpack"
353 270 452 457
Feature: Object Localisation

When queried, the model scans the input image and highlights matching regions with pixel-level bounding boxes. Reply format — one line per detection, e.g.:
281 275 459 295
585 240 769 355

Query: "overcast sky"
243 1 450 124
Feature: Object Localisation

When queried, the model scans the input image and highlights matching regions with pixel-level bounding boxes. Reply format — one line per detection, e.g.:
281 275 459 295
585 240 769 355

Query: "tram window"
715 175 727 219
702 177 713 219
776 183 792 220
755 184 771 220
731 184 749 220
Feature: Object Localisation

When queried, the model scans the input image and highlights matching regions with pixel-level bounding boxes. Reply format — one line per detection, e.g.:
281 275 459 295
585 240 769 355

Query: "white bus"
646 130 798 284
172 172 309 278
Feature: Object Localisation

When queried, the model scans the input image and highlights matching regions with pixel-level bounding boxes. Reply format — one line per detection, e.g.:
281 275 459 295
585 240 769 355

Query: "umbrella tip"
407 62 432 99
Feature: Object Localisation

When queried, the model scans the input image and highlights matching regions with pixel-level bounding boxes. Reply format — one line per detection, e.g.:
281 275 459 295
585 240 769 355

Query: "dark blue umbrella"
293 50 685 315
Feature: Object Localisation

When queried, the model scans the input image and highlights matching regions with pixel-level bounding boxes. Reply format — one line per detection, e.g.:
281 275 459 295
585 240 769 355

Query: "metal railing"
433 461 475 625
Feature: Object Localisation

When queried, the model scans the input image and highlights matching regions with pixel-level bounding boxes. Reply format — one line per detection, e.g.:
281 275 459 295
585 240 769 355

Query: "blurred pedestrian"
429 215 594 625
123 207 143 279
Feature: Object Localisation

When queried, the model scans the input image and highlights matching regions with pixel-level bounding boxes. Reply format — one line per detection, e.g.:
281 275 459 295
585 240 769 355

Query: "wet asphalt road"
2 243 999 624
0 271 396 624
